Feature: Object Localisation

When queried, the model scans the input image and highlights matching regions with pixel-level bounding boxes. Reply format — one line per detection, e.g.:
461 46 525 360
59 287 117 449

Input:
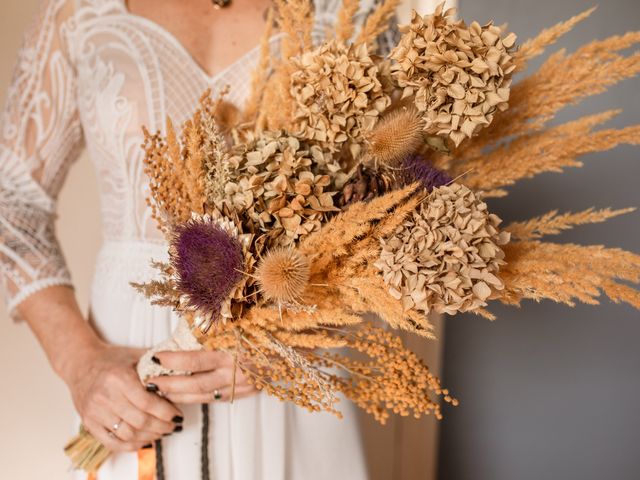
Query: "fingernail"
142 443 153 449
146 383 159 393
173 425 183 433
172 415 184 423
151 355 161 365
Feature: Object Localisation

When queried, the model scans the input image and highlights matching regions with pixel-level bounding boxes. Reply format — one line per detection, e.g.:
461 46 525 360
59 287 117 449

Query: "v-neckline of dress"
117 0 284 85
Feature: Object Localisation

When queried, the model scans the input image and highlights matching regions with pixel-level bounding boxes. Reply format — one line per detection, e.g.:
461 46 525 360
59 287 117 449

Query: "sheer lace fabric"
0 0 396 318
0 0 82 312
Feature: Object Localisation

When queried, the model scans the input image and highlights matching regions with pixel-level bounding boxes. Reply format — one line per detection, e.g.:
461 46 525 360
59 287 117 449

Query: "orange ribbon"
86 447 156 480
137 446 157 480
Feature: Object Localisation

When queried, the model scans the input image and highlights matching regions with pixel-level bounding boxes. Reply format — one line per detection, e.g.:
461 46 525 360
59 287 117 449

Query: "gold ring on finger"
108 420 122 438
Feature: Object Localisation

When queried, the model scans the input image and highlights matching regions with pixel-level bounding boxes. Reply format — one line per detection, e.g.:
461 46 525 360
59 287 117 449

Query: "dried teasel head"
212 99 240 133
256 248 311 304
171 216 244 329
366 107 425 168
390 3 517 147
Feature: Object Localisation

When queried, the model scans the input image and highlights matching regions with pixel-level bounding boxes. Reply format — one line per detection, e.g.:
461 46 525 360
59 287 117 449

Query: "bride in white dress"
0 0 399 478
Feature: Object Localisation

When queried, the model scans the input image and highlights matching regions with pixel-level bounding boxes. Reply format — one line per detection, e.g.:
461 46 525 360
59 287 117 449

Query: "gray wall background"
438 1 640 479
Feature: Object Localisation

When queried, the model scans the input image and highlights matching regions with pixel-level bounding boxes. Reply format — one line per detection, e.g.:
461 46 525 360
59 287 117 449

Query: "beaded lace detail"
0 0 397 318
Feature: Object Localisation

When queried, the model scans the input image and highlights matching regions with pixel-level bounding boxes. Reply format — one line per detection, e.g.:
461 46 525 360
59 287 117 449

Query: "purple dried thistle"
171 218 244 322
401 155 452 192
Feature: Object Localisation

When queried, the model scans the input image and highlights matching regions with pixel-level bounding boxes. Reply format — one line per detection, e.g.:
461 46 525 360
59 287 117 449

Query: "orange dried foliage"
242 7 275 125
336 0 361 42
500 241 640 310
459 112 640 195
507 207 636 241
514 7 596 73
454 30 640 179
357 0 401 50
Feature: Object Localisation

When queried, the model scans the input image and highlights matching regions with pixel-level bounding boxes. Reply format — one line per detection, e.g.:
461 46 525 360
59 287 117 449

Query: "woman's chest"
124 0 272 79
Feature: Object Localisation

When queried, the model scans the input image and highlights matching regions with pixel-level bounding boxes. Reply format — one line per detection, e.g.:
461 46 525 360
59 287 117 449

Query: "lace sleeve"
0 0 83 319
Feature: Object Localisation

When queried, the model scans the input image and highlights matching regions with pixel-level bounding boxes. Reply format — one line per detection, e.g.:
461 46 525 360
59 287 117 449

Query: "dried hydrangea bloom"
375 183 510 315
224 132 341 246
390 4 517 147
290 40 391 150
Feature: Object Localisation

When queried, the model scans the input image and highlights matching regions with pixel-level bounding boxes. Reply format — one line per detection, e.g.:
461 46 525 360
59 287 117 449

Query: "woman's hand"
66 343 184 452
145 350 258 403
18 287 184 453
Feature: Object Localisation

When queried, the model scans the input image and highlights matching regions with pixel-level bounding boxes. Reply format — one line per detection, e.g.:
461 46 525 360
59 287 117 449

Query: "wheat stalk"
508 207 636 241
242 7 275 124
514 7 596 72
336 0 361 42
356 0 401 49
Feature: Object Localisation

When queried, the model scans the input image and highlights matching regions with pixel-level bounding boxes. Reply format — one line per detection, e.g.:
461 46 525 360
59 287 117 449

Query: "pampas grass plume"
257 249 310 304
367 107 424 166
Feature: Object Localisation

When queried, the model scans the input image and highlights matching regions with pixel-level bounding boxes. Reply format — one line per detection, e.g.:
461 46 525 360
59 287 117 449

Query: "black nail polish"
172 415 184 423
142 443 153 449
146 383 159 393
173 425 183 433
151 355 161 365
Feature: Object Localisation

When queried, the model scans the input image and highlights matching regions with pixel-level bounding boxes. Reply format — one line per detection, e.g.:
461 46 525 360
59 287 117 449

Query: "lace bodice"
0 0 397 318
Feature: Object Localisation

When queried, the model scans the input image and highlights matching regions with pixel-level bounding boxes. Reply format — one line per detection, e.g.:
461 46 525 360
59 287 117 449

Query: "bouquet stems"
64 425 110 472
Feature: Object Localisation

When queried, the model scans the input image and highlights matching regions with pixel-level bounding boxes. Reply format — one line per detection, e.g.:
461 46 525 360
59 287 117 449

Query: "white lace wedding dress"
0 0 399 478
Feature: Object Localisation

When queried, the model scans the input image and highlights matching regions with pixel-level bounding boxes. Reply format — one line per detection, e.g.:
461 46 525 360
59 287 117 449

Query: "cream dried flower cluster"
390 4 517 147
375 183 510 315
223 131 342 246
290 40 391 150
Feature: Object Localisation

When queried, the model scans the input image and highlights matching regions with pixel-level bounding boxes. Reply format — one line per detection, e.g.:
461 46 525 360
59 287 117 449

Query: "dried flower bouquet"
66 1 640 472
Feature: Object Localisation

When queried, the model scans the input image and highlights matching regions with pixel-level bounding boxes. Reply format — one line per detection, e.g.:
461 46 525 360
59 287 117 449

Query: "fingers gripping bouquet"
66 0 640 472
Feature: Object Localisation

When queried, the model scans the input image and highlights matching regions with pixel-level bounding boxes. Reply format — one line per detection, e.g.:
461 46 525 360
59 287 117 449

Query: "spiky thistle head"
256 248 310 304
171 217 244 322
400 155 452 192
366 106 424 167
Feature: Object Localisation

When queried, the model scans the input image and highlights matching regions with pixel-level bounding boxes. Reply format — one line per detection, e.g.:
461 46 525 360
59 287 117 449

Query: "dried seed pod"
390 4 517 147
338 164 393 207
257 248 311 304
366 107 424 167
